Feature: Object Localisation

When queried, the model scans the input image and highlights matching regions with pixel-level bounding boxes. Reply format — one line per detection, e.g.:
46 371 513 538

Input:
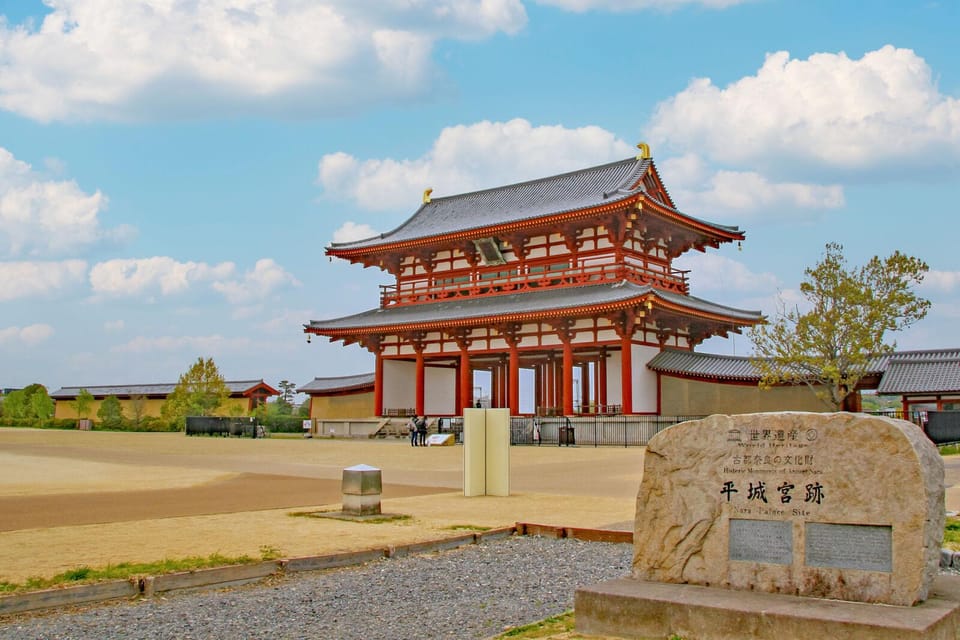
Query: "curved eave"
641 197 745 242
305 286 762 339
326 194 639 260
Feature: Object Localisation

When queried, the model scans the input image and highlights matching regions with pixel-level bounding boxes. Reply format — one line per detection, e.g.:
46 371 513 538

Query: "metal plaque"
804 523 892 572
729 518 793 565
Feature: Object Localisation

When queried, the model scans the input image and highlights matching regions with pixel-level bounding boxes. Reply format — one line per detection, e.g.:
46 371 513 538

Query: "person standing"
417 415 428 446
408 416 419 446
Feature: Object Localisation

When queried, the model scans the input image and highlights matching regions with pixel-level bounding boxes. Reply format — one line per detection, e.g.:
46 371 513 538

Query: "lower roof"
651 348 960 395
298 373 375 394
306 281 762 335
50 380 277 399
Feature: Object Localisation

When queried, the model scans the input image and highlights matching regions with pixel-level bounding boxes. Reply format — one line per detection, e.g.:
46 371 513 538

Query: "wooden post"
563 340 574 416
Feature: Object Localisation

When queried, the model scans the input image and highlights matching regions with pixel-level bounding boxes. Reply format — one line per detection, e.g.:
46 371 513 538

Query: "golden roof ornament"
422 188 433 204
636 142 651 160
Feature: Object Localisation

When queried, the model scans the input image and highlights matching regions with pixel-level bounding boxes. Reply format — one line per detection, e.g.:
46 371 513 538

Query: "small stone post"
341 464 382 516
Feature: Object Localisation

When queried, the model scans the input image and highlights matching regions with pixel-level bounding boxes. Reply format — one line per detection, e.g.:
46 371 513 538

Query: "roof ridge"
428 157 642 203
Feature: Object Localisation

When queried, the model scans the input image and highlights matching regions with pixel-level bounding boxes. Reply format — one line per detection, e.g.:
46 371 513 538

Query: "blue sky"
0 0 958 394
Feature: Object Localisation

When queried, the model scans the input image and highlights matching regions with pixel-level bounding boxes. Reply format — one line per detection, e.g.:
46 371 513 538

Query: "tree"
97 395 124 429
129 394 147 428
276 380 296 415
74 389 95 420
30 388 54 424
161 357 230 428
1 389 28 419
750 243 930 410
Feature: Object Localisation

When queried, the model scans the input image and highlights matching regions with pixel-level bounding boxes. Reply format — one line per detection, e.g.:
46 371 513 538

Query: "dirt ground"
3 428 957 585
0 429 644 582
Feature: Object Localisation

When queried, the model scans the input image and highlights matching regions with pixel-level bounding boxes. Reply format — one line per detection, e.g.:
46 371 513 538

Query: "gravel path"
0 536 632 640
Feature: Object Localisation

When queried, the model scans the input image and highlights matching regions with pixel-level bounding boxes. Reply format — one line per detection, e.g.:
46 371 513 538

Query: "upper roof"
876 349 960 394
306 280 762 335
298 373 375 394
327 157 742 253
50 380 277 399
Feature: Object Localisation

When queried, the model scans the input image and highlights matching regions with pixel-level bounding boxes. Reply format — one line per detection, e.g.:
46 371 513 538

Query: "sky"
0 0 958 395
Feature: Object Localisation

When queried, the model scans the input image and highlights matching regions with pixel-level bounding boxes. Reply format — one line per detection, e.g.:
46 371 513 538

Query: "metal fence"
438 414 698 447
185 416 260 437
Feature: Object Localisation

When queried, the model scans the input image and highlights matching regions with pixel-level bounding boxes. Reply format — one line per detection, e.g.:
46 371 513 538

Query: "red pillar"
621 333 633 415
415 351 425 416
459 349 472 412
580 363 590 411
374 352 384 417
509 344 519 416
562 340 574 416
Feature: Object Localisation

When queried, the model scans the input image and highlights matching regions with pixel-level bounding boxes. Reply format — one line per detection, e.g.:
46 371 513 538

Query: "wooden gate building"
305 147 763 417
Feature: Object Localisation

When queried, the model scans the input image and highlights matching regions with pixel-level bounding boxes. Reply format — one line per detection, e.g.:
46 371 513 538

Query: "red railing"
380 263 688 307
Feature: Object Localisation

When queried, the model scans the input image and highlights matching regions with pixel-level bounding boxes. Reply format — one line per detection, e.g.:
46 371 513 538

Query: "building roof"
876 349 960 394
647 349 762 381
649 347 960 395
306 281 762 335
298 373 375 394
50 380 276 399
328 157 741 252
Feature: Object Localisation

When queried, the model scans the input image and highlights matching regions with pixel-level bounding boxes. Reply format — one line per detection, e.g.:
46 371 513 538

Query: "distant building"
50 380 278 420
298 374 375 420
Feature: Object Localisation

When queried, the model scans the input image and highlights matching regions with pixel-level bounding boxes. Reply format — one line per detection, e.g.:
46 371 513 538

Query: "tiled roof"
648 347 957 393
306 281 762 334
877 349 960 394
298 373 375 394
329 157 741 251
50 380 273 399
647 349 761 380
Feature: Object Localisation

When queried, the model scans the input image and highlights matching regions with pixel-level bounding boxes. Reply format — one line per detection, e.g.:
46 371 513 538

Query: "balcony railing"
380 262 689 307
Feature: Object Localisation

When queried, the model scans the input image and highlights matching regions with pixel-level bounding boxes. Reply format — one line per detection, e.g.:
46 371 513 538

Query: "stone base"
575 575 960 640
312 511 407 523
342 493 381 515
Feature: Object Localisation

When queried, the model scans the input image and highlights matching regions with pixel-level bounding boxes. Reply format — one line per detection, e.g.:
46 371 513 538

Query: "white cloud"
318 118 633 211
112 334 254 354
0 323 54 346
535 0 748 11
104 319 125 331
0 260 87 301
647 46 960 176
659 154 844 216
921 270 960 293
89 257 235 297
332 221 379 244
0 1 527 122
674 253 779 294
0 147 123 257
211 258 301 304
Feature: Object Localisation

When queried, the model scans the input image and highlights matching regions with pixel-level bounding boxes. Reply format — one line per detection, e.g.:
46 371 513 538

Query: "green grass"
495 611 575 638
945 517 960 550
287 510 413 524
0 552 273 594
443 524 492 532
941 444 960 456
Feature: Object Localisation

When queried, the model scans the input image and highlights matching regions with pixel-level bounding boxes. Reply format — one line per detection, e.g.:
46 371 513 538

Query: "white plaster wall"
425 366 456 415
606 350 622 405
603 345 659 412
632 343 659 413
383 359 415 410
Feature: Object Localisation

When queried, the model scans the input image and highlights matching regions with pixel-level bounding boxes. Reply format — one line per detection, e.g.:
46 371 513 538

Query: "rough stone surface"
632 412 944 606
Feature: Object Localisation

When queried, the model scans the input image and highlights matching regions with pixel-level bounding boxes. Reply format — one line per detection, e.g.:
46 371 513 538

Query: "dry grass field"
0 428 644 583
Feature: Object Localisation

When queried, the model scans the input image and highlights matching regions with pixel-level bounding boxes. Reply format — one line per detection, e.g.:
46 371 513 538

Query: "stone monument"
576 412 960 639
